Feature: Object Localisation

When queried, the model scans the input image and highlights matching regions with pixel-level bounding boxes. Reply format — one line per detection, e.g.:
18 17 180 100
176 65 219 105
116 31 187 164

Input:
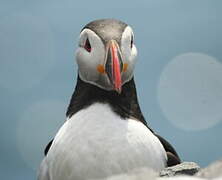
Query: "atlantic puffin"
38 19 180 180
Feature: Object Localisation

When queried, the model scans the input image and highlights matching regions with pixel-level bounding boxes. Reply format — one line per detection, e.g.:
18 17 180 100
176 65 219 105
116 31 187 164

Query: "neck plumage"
66 75 150 128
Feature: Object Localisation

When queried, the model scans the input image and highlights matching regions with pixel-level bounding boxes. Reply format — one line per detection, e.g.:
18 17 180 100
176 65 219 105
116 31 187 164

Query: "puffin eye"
84 38 91 52
130 35 134 49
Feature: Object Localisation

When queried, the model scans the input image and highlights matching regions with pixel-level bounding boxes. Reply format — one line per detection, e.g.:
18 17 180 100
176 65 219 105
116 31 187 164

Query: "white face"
76 26 137 92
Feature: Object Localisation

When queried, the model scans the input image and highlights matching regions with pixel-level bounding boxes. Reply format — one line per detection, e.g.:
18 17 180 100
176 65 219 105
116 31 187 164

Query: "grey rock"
160 162 200 177
196 160 222 179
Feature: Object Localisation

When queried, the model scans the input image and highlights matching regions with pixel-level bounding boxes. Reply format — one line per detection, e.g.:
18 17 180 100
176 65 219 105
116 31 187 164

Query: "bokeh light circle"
158 53 222 131
16 100 66 170
0 12 55 93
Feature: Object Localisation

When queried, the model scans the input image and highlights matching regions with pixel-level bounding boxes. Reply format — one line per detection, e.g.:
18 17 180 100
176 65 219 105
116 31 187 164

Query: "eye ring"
84 38 91 52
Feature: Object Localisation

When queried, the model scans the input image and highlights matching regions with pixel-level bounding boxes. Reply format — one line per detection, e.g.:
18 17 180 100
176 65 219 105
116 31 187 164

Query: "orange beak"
105 40 123 93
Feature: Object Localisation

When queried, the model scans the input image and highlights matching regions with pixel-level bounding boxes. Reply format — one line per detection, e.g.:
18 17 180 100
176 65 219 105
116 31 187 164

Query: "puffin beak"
105 40 123 94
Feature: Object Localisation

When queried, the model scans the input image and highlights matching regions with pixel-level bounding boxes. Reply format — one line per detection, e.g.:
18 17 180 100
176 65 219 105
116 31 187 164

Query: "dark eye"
130 35 133 48
84 38 91 52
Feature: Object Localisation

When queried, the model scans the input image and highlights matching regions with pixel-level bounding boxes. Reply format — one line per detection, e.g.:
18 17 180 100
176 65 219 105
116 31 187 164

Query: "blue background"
0 0 222 179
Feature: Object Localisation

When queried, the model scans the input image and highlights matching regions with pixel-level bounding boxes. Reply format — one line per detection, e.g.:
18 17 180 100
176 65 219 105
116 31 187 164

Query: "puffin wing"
44 139 53 156
155 134 181 166
38 158 50 180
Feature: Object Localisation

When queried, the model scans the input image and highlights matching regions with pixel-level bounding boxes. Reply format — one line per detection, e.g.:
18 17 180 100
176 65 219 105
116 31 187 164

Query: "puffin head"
76 19 137 94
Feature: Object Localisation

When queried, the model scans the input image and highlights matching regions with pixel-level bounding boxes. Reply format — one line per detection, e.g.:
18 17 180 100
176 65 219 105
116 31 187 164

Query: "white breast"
45 103 167 180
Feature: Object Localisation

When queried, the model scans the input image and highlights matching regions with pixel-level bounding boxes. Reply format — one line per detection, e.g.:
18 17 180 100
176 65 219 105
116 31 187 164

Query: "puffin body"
38 19 180 180
42 103 166 180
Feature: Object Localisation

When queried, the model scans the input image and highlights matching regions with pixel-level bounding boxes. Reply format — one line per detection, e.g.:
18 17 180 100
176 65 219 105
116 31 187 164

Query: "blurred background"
0 0 222 179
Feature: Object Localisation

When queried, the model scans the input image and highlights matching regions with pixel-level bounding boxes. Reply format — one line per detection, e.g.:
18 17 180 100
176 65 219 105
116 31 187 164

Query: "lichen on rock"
160 162 200 177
